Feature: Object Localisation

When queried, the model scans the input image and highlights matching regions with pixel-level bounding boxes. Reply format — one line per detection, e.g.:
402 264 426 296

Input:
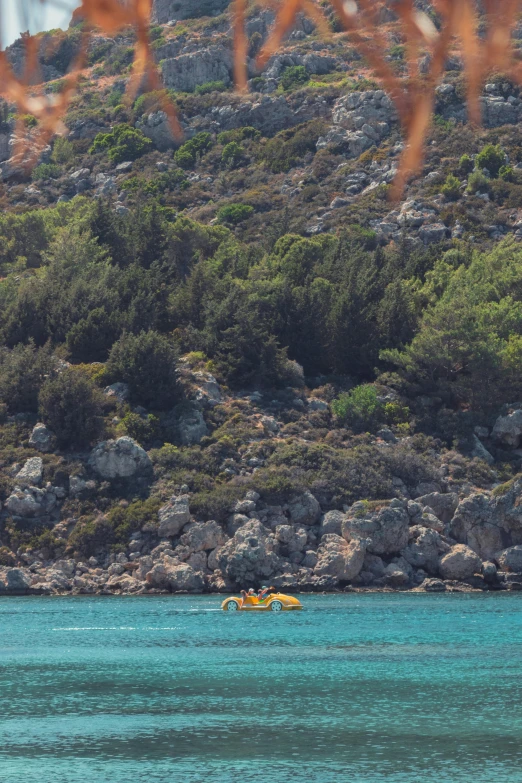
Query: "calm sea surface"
1 593 521 783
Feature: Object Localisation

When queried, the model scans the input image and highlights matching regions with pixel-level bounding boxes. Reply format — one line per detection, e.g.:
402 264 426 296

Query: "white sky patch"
1 0 78 47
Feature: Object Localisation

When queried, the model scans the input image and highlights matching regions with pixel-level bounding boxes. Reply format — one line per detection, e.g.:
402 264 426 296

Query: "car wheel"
226 600 240 611
270 600 283 612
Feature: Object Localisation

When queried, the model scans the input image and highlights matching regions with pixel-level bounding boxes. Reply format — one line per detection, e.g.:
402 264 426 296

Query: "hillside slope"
1 1 522 595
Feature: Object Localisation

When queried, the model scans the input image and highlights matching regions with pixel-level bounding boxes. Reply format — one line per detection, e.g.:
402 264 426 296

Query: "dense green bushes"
90 124 153 163
174 132 213 169
262 120 327 173
216 203 254 224
106 331 180 409
0 194 520 413
0 343 55 414
38 368 105 448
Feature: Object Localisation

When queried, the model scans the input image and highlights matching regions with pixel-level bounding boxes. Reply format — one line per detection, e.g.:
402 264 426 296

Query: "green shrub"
331 385 383 431
441 173 461 201
32 163 60 181
476 143 506 178
262 120 326 173
38 367 105 449
120 412 160 446
173 132 213 169
221 141 245 167
467 170 490 194
66 307 121 363
217 126 260 145
389 44 405 60
0 343 55 414
174 147 196 169
499 164 515 182
51 137 75 165
106 330 180 409
133 89 166 116
106 498 161 541
216 203 254 225
194 80 228 95
68 515 115 557
458 154 474 175
90 124 153 163
281 65 309 91
191 483 244 522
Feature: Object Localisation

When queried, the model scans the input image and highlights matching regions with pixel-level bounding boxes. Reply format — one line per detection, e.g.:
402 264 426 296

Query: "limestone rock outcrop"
157 495 191 537
439 544 482 581
450 481 522 559
161 46 233 92
492 408 522 447
89 437 152 480
216 519 282 584
314 534 367 582
287 491 321 526
496 545 522 573
146 556 205 592
342 501 410 556
29 423 55 453
15 457 43 487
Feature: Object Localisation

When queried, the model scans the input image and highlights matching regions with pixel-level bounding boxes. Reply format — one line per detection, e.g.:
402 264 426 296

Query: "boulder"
439 544 481 581
482 561 498 583
362 553 385 577
275 524 307 553
15 457 43 487
146 557 205 592
421 578 447 592
180 520 226 552
342 502 410 555
492 408 522 447
178 407 208 446
161 46 232 92
227 513 251 537
193 372 222 406
319 510 345 537
449 484 522 559
103 382 130 403
157 495 191 537
89 437 152 479
5 568 31 593
383 561 410 587
314 534 367 582
136 111 177 151
496 545 522 573
401 527 451 574
217 519 282 584
415 492 458 524
29 423 55 453
287 491 321 526
419 223 449 245
6 485 57 518
470 434 494 465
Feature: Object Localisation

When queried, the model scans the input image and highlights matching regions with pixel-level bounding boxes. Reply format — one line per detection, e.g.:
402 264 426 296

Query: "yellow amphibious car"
222 592 303 612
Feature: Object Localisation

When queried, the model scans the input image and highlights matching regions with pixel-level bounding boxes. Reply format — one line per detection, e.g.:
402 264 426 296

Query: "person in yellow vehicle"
257 586 275 602
240 588 256 607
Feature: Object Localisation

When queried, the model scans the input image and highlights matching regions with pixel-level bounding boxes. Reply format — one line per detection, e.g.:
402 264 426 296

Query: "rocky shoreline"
2 477 522 597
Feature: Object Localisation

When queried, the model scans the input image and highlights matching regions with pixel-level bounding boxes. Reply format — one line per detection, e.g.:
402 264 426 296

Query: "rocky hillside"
2 1 522 595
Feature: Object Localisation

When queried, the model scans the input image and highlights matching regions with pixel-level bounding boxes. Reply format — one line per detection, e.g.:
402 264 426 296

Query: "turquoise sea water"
1 593 522 783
